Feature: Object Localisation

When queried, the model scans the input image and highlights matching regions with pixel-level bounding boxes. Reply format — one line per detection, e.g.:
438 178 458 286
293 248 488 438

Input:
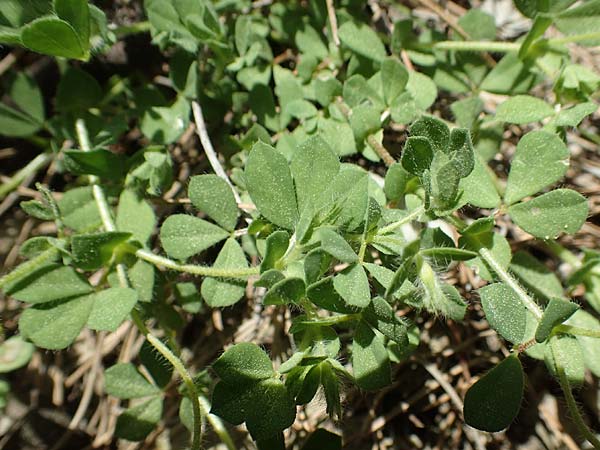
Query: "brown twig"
325 0 340 46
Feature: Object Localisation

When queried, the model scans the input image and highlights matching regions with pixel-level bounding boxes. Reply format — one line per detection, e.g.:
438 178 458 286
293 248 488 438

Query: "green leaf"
535 298 579 343
363 297 408 345
261 231 289 273
54 0 90 46
63 148 126 180
9 72 44 123
555 0 600 46
461 231 512 282
451 96 483 128
566 310 600 377
58 186 101 231
0 103 42 137
21 199 54 220
87 288 139 332
0 0 52 27
381 57 408 105
480 53 536 95
56 67 102 112
479 283 528 344
246 142 298 230
509 189 588 239
141 96 190 144
504 131 569 204
104 363 160 399
115 396 163 441
406 71 437 110
332 264 370 308
129 260 155 303
495 95 555 124
553 102 598 127
401 137 434 176
21 16 86 59
189 175 239 231
212 342 274 384
510 251 564 301
201 238 247 307
140 340 173 388
318 228 357 263
19 295 93 349
0 336 34 373
242 379 297 441
384 162 411 201
545 335 585 385
306 277 357 314
71 232 131 270
116 190 156 245
458 9 496 40
7 264 92 304
463 355 524 432
352 320 391 391
460 156 501 208
160 214 229 260
264 278 305 305
409 116 450 154
290 136 340 213
338 20 386 62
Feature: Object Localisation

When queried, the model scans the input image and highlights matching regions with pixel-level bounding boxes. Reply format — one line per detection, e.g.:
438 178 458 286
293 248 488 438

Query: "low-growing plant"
1 0 599 448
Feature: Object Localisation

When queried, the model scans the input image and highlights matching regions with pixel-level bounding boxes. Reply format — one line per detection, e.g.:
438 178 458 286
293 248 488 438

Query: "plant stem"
478 246 543 320
366 134 395 167
433 41 520 52
0 246 59 290
75 118 203 450
198 394 236 450
136 249 259 278
445 215 543 321
0 152 52 200
378 206 425 235
550 31 600 46
111 21 152 38
191 100 242 206
556 325 600 339
552 341 600 450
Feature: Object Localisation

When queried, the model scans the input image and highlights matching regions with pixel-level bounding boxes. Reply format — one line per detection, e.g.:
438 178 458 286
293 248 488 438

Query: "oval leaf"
464 355 524 432
245 142 298 230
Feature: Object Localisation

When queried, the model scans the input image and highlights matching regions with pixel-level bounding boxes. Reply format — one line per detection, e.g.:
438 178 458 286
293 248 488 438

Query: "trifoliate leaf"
212 343 274 384
535 298 579 343
495 95 554 124
333 263 370 308
87 288 139 332
352 320 391 391
160 214 229 260
479 283 528 344
201 238 247 307
104 363 161 399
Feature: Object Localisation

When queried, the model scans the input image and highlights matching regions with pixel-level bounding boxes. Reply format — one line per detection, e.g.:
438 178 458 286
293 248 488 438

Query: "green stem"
479 246 543 321
0 152 53 200
553 341 600 450
112 21 152 38
550 31 600 46
433 41 520 52
0 247 59 290
378 206 425 235
556 325 600 339
75 119 203 450
198 395 236 450
136 249 259 278
445 215 543 321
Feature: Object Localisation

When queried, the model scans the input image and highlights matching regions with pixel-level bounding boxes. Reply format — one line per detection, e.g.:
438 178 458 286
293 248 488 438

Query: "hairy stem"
556 325 600 339
433 41 520 52
0 246 59 290
366 134 396 167
378 206 425 235
198 395 236 450
0 152 52 200
76 119 203 449
136 248 259 278
552 341 600 450
445 215 543 321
